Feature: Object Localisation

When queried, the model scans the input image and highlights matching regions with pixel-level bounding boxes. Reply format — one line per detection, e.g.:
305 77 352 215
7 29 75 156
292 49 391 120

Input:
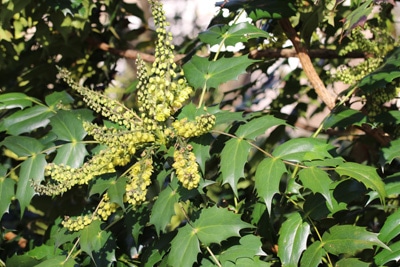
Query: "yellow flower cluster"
172 114 216 138
96 193 119 221
172 145 201 190
124 157 154 206
62 214 95 232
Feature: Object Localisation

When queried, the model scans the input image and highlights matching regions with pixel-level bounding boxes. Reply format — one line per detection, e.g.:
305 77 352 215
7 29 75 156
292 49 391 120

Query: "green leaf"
0 92 35 109
335 258 370 267
1 136 45 157
322 225 389 256
80 220 111 261
53 142 88 168
199 22 269 46
34 256 76 267
0 105 54 135
298 167 334 210
53 225 80 249
340 0 373 41
323 107 367 129
299 241 325 267
218 235 267 265
50 110 87 141
183 55 256 89
107 176 128 209
379 209 400 243
149 183 179 233
272 138 333 162
335 162 386 203
235 115 286 140
382 139 400 164
25 244 62 260
168 224 201 267
0 177 15 216
45 91 74 107
191 134 213 174
193 206 253 245
375 240 400 266
16 154 47 215
278 212 310 267
358 47 400 92
220 138 252 196
255 158 286 214
219 0 296 19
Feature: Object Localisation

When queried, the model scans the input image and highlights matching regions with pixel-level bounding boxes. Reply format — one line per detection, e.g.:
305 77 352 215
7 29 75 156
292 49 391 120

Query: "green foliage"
1 0 400 266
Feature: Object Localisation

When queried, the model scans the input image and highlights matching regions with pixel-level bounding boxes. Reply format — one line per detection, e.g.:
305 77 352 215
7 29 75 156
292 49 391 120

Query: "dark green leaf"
199 22 269 46
335 162 386 203
0 92 36 109
44 91 74 107
25 244 62 260
340 0 372 41
299 241 325 267
375 240 400 266
0 105 54 135
255 158 286 213
1 136 45 157
53 142 88 168
235 115 286 140
278 212 310 267
335 258 370 267
50 110 87 141
168 224 201 267
183 55 256 89
323 107 366 129
80 220 111 260
35 256 76 267
322 225 389 255
53 226 80 249
379 209 400 243
220 138 252 196
218 235 267 265
272 138 333 162
193 206 253 245
298 167 334 210
382 139 400 164
5 255 41 266
107 176 128 209
191 134 213 174
89 174 118 197
0 177 15 216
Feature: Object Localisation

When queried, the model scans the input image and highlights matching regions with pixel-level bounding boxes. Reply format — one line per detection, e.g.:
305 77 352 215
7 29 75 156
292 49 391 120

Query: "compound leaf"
278 212 310 267
255 157 286 214
322 225 389 256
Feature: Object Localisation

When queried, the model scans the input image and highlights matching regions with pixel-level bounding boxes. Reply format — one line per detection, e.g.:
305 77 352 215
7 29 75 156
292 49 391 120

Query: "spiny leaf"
168 224 201 267
80 220 112 261
379 209 400 243
199 22 269 46
53 142 88 168
335 258 370 267
106 176 128 209
218 235 267 265
255 157 286 214
0 177 15 216
50 110 87 141
0 92 36 109
323 107 367 129
89 174 118 197
322 225 389 256
382 139 400 164
278 212 310 267
220 138 252 196
235 115 286 140
191 134 213 174
192 206 253 245
44 91 74 107
1 136 45 158
0 105 54 135
335 162 386 203
272 137 334 162
298 167 334 210
375 241 400 266
299 241 325 267
149 182 179 234
183 55 256 89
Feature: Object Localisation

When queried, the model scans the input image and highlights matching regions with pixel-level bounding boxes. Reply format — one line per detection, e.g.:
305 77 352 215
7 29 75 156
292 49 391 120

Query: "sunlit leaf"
335 162 386 203
183 55 256 89
335 258 370 267
339 0 372 41
322 225 389 255
199 22 269 46
218 235 267 265
235 115 286 140
168 224 201 267
53 142 88 168
375 241 400 266
272 138 333 162
80 220 111 260
0 92 36 109
44 91 74 107
298 167 334 210
278 212 310 267
382 139 400 164
255 158 286 213
50 110 87 141
300 241 325 267
0 177 15 216
34 256 76 267
191 134 213 174
220 138 252 196
89 174 118 197
379 209 400 243
106 176 128 209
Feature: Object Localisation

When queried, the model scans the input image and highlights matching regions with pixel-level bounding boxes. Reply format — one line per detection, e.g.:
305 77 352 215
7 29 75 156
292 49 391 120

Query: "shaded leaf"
80 220 111 260
89 174 117 197
335 162 386 202
50 110 87 141
272 138 333 162
322 225 389 255
323 107 366 129
382 139 400 164
107 176 128 209
218 235 267 265
168 224 201 267
300 241 325 267
35 256 76 267
53 142 88 168
339 0 372 41
278 212 310 267
255 157 286 214
0 177 15 216
235 115 286 140
193 206 253 245
0 105 54 135
220 138 252 196
379 209 400 243
191 134 213 174
183 55 256 89
199 22 269 46
1 136 45 157
298 167 334 210
0 92 35 109
45 91 74 107
375 241 400 266
335 258 370 267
